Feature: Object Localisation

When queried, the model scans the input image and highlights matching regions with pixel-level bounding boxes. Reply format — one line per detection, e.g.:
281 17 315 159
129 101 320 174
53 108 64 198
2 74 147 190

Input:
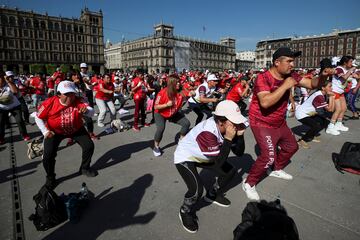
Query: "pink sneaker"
132 126 140 132
23 135 31 141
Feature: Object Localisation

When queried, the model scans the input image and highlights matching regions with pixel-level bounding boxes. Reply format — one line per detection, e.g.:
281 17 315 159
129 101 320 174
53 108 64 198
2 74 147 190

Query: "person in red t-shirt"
95 74 116 128
30 74 46 109
242 47 333 201
34 80 98 189
131 71 150 131
152 75 190 157
226 77 250 113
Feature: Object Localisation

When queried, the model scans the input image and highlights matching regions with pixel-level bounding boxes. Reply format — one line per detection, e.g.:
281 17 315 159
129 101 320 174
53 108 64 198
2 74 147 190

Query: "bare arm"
5 78 18 94
199 95 218 103
298 68 336 89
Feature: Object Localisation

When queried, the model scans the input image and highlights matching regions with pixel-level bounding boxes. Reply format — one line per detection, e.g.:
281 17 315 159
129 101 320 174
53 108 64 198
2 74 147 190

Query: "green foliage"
29 64 46 74
45 64 57 75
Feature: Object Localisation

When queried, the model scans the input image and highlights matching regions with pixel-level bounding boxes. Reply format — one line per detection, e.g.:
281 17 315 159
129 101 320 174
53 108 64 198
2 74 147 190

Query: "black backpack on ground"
233 199 299 240
29 185 68 231
332 142 360 175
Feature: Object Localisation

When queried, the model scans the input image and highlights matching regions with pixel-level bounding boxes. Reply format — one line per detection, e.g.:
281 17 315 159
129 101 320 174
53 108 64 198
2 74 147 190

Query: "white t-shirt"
80 72 92 90
295 91 328 120
332 66 348 94
0 85 21 110
113 82 122 97
188 81 211 104
174 117 224 164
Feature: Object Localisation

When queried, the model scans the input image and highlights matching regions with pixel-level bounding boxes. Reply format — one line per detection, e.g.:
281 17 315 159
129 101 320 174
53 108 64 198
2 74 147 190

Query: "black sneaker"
80 168 98 177
204 193 231 207
179 209 198 233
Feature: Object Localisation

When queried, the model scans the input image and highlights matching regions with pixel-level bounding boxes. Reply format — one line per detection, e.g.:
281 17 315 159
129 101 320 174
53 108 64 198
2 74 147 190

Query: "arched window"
54 22 59 30
1 15 8 25
34 19 39 28
9 16 16 25
26 18 32 28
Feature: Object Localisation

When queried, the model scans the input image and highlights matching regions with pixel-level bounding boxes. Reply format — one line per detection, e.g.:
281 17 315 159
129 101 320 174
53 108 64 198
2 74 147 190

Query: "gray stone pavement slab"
0 101 359 240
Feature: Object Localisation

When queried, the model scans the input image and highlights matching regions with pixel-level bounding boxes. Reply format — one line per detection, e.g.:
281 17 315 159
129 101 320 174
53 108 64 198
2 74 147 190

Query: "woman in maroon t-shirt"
95 74 116 128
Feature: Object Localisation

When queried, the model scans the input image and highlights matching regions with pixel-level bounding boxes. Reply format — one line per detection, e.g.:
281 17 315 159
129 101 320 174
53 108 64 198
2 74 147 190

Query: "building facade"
118 24 235 73
235 59 255 72
236 51 255 61
255 28 360 69
0 6 105 74
104 41 122 70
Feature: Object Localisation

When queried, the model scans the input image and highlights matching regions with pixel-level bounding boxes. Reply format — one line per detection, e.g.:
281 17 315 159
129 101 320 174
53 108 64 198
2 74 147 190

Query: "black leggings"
0 106 28 139
154 112 190 143
188 102 212 125
299 115 329 142
42 127 94 179
175 161 235 213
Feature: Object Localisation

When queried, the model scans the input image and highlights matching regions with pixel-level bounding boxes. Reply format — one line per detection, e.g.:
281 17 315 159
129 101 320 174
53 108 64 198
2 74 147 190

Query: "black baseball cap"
272 47 302 62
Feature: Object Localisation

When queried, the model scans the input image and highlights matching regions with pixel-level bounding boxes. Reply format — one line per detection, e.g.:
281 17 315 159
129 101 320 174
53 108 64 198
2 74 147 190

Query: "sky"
2 0 360 51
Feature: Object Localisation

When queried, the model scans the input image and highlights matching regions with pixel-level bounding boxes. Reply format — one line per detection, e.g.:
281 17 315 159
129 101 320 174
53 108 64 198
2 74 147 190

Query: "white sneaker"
153 147 162 157
335 122 348 132
326 124 340 135
267 169 293 180
242 179 260 201
118 108 129 115
97 122 105 128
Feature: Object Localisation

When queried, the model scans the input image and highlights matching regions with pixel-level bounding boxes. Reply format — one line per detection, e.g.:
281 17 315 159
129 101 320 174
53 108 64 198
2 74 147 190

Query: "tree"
29 64 46 74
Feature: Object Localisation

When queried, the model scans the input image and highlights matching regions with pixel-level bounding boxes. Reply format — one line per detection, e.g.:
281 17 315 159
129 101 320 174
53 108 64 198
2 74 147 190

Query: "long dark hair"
338 56 354 66
166 75 178 99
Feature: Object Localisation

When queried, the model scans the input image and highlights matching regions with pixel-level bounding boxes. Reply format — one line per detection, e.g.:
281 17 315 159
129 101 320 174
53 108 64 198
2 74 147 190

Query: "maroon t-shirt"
249 70 302 128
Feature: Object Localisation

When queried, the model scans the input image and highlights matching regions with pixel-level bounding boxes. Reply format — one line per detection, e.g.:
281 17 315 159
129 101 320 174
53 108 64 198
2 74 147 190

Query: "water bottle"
79 182 89 201
65 193 79 223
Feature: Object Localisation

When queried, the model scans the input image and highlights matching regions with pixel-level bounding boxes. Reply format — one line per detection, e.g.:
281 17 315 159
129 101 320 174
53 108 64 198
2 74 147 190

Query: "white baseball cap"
214 100 248 124
57 80 77 94
80 63 88 68
114 76 120 80
5 71 14 77
207 74 219 81
352 60 358 67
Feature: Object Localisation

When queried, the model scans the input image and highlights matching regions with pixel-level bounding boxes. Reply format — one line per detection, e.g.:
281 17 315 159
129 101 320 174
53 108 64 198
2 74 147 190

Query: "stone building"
255 28 360 69
0 6 105 73
116 24 235 73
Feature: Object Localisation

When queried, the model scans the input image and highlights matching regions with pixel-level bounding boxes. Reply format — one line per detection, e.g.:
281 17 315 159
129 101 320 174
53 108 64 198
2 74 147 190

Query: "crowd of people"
0 47 359 233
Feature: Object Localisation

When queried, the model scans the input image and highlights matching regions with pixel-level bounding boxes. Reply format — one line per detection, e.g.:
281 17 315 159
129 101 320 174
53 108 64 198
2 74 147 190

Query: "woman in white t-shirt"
345 71 360 119
327 56 357 135
296 81 334 148
0 72 30 144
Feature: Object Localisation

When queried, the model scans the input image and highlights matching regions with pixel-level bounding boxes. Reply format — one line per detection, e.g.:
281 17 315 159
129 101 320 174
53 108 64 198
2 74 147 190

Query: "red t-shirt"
132 77 147 100
47 78 55 89
91 76 100 92
154 88 183 118
249 70 302 128
226 82 245 103
30 77 45 95
37 96 88 135
95 81 114 101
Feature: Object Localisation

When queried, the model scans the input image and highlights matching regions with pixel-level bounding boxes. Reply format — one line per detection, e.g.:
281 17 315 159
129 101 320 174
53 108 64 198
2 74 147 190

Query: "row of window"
0 15 101 34
1 39 101 53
